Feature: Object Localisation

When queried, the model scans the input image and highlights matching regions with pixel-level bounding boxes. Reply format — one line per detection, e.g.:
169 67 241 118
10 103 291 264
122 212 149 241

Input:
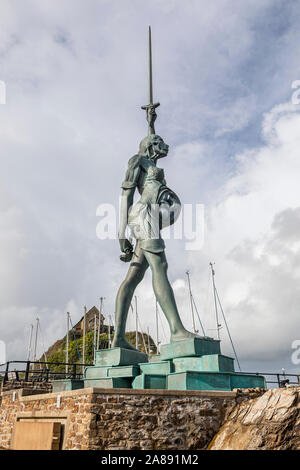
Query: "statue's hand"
119 238 133 254
119 238 133 262
147 106 157 127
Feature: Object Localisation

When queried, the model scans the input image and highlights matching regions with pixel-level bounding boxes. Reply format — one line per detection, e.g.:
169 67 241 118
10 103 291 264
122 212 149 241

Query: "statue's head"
139 134 169 160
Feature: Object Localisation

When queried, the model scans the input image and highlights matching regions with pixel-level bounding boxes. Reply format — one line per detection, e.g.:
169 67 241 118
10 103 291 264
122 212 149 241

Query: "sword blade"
149 25 153 105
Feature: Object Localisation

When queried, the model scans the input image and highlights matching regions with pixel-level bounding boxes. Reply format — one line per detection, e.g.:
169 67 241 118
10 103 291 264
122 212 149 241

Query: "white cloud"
182 105 300 371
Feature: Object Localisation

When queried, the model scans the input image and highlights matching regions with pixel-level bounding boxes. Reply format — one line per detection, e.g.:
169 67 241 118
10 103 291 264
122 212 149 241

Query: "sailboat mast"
155 300 159 354
93 312 97 361
147 326 150 356
83 305 87 369
97 297 104 350
27 323 33 362
186 271 196 333
33 317 39 369
108 315 111 348
66 312 70 374
135 296 138 349
210 262 221 340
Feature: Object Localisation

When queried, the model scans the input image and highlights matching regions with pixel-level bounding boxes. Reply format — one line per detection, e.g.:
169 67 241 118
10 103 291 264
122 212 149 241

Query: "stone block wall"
2 381 52 393
0 387 262 450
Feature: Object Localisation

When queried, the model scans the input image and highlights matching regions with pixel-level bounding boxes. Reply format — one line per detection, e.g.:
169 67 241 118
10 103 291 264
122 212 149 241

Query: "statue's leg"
112 242 149 351
144 250 200 342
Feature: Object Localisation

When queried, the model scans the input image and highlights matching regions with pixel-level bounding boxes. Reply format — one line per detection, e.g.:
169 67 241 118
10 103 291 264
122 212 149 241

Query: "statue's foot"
111 336 141 352
171 329 203 343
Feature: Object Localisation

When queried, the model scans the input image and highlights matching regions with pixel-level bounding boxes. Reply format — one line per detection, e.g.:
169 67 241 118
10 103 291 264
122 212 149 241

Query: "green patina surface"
202 354 234 373
132 374 167 390
84 364 140 379
52 379 84 393
167 371 266 391
230 373 266 389
160 337 221 360
173 354 234 373
95 347 148 367
149 354 164 363
139 360 174 375
66 342 266 392
84 377 132 388
109 365 140 378
84 366 108 379
168 371 231 391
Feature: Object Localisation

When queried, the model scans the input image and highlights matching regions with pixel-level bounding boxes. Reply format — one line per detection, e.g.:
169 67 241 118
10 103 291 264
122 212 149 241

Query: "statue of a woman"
112 133 199 351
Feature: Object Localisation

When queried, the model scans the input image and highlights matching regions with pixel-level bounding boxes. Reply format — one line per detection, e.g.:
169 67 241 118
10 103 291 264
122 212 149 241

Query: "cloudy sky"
1 0 300 375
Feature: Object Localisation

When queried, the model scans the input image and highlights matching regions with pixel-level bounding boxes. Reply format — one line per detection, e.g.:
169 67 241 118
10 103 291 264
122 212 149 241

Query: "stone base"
230 373 266 390
84 377 132 388
173 354 234 373
84 365 139 379
2 386 264 450
132 374 167 390
52 379 84 393
167 371 266 391
52 341 265 393
139 361 174 375
95 347 148 367
160 337 220 360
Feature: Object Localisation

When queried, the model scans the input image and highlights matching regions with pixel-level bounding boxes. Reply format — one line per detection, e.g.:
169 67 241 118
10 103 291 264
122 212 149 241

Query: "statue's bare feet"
171 329 203 343
111 336 141 352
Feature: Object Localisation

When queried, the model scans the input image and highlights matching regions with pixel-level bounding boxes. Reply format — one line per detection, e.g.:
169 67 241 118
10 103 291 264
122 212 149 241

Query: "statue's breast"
137 158 166 193
146 166 165 183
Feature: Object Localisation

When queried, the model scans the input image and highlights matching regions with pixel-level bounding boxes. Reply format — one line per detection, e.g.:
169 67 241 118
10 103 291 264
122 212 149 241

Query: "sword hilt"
141 102 160 135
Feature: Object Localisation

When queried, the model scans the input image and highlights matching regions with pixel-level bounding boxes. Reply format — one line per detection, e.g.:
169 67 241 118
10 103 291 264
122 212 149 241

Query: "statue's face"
139 134 169 159
151 136 169 159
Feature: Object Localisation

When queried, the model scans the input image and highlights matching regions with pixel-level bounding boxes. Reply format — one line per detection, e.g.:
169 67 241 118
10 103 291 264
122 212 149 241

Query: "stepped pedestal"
167 371 265 391
84 365 139 379
173 354 234 373
52 379 84 393
51 339 266 392
95 347 148 367
84 377 132 388
132 338 265 391
139 361 174 375
160 337 220 360
82 347 147 389
132 374 167 390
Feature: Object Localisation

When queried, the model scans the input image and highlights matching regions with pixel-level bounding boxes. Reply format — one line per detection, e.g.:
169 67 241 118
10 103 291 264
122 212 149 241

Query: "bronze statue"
112 27 199 351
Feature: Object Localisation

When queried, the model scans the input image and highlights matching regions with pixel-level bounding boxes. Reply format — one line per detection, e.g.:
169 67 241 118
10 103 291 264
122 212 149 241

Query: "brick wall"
0 387 263 450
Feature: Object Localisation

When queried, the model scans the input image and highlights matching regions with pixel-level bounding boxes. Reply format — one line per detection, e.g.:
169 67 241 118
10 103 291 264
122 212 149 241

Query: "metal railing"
0 362 299 389
0 360 93 385
245 372 300 388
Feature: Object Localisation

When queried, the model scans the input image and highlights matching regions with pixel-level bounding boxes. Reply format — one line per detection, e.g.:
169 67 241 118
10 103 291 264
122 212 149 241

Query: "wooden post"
25 361 30 382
